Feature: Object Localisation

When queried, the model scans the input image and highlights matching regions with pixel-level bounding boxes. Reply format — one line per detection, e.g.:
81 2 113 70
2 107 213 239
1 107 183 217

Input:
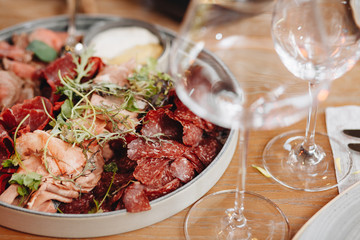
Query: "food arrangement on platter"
0 25 229 215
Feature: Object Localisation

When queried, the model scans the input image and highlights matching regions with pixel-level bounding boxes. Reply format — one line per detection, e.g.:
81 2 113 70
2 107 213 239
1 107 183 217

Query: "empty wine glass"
262 0 360 192
170 0 331 239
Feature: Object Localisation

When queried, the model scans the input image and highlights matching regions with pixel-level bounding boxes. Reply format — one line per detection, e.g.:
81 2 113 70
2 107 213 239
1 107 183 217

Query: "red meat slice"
183 152 205 174
123 182 151 213
38 53 77 102
127 138 189 161
141 106 182 140
0 96 53 134
3 58 37 80
81 56 105 82
144 178 181 201
0 174 12 195
39 54 105 102
0 41 32 62
193 137 222 167
172 94 215 132
133 158 174 188
0 124 13 161
182 123 203 146
170 157 196 183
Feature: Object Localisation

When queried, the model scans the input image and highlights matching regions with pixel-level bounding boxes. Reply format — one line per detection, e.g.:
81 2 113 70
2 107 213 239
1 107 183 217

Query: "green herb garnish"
27 40 57 62
9 172 42 196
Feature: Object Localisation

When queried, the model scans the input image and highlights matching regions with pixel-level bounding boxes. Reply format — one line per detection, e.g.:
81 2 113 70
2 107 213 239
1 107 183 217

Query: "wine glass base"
263 130 352 192
184 190 290 240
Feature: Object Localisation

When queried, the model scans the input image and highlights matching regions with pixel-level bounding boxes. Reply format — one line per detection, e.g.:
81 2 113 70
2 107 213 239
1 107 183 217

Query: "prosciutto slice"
0 96 53 134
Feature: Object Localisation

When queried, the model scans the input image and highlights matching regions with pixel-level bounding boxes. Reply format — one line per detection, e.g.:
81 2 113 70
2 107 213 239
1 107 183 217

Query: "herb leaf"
9 172 42 196
27 40 57 62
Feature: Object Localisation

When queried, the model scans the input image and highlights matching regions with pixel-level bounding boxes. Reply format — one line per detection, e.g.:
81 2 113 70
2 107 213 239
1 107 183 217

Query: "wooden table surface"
0 0 359 239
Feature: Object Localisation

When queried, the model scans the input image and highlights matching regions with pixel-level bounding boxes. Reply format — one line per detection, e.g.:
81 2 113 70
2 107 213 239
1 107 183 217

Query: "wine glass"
262 0 360 192
170 0 331 239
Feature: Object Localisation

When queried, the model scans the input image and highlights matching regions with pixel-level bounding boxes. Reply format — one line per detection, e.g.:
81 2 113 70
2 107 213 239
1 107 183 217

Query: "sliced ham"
93 59 136 86
28 28 68 53
3 58 37 80
90 93 139 130
0 70 22 109
0 41 32 62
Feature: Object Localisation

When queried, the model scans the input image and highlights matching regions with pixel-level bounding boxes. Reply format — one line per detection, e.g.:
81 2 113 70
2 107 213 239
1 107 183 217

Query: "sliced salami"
193 137 222 167
123 182 151 213
170 157 196 183
133 158 174 188
127 138 189 161
144 178 181 201
182 123 203 146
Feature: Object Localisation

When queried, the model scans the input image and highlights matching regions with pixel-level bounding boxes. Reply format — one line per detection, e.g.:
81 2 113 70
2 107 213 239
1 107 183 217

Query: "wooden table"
0 0 359 239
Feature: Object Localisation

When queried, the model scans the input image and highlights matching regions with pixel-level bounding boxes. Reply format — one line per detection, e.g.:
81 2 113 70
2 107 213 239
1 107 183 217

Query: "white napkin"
326 105 360 193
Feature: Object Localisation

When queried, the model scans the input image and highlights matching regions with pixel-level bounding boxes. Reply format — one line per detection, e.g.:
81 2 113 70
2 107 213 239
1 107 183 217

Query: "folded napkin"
326 105 360 193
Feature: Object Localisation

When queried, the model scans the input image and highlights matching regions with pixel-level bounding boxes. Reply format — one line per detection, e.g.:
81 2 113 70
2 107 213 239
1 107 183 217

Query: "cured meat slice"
0 41 32 62
12 32 29 50
58 193 95 214
141 106 182 140
173 94 215 132
123 182 151 213
28 28 67 53
93 171 133 197
3 58 37 80
133 158 174 188
183 152 205 174
0 174 11 195
170 157 196 183
182 123 203 146
0 96 53 134
144 178 181 201
0 70 22 109
81 56 105 82
127 138 188 161
38 53 77 102
193 137 222 167
93 59 135 86
0 123 14 161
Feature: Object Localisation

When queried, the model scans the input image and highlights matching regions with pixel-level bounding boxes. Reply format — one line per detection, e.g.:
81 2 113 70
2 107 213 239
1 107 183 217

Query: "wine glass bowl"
263 0 360 192
170 0 335 239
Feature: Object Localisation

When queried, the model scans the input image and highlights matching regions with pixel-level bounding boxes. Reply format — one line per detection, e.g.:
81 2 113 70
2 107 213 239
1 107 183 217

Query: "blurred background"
0 0 190 30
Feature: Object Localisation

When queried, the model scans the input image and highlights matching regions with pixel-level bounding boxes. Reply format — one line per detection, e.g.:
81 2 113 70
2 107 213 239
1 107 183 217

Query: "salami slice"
193 137 222 167
123 182 151 213
170 157 196 183
134 158 174 188
141 106 182 140
144 178 181 201
182 123 203 146
127 138 189 161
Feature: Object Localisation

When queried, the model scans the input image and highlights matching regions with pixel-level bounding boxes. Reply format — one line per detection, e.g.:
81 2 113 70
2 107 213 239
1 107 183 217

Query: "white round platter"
293 180 360 240
0 15 238 238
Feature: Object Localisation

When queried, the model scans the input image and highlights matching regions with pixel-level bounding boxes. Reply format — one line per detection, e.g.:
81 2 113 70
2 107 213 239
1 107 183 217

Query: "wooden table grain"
0 0 359 239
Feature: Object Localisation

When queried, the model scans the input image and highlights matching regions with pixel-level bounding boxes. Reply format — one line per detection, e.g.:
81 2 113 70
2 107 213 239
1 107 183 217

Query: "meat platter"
0 15 237 238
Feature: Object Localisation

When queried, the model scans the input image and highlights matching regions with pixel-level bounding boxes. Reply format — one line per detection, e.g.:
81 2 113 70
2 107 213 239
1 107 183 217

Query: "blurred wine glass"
263 0 360 192
170 0 331 239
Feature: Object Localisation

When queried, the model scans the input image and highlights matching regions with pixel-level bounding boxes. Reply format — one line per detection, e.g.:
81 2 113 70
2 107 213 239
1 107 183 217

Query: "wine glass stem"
302 81 319 153
232 128 249 227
